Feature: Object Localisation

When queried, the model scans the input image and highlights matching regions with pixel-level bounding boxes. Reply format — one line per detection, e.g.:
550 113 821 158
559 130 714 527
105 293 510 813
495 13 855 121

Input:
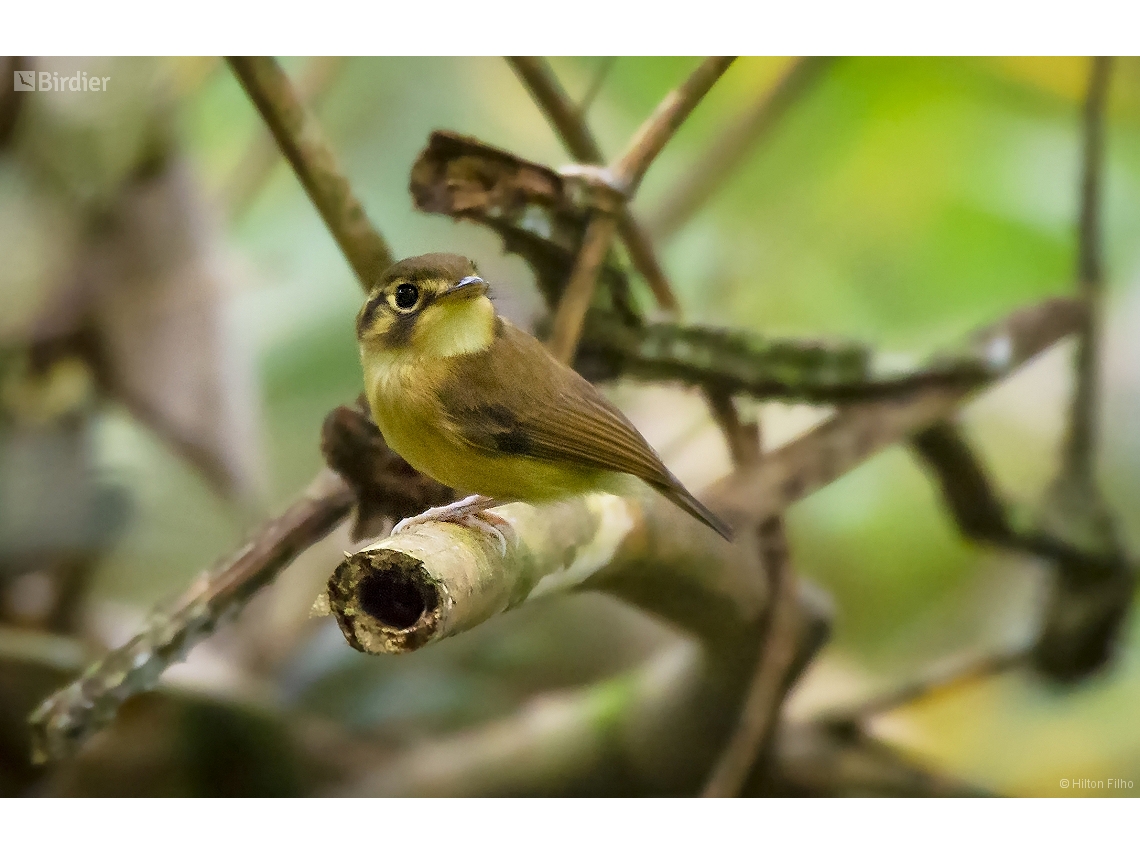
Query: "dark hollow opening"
356 571 438 630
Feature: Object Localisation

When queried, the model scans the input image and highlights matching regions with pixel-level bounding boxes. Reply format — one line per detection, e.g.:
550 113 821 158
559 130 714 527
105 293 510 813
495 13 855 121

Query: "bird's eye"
393 283 420 311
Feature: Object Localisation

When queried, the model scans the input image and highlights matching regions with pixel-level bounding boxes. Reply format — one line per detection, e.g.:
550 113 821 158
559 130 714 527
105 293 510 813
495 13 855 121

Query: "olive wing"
438 321 676 490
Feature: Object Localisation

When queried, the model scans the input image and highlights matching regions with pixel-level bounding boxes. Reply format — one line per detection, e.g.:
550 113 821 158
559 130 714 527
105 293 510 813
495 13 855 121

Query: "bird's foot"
391 495 511 555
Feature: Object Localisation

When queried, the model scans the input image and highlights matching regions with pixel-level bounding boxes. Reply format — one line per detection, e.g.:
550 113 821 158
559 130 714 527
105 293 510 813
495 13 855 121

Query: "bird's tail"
656 479 734 541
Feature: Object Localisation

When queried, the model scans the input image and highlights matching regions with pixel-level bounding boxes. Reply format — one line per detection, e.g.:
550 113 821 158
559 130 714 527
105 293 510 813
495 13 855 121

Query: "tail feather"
656 480 733 541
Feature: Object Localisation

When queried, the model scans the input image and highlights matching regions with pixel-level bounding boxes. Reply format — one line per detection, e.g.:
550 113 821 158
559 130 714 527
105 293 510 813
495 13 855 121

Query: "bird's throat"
422 295 497 359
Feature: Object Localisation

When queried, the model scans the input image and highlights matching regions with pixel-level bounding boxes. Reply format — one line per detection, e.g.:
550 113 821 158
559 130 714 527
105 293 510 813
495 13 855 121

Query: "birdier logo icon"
12 70 110 91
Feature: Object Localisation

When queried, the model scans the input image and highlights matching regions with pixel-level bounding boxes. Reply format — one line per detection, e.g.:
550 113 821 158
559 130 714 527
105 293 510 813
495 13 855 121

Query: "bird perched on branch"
356 253 731 546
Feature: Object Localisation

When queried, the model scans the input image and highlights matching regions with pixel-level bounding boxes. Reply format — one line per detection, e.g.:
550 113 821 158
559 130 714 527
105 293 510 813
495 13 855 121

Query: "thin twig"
1064 56 1112 483
702 516 801 797
507 56 679 311
703 388 760 467
611 56 735 191
821 644 1031 726
228 56 393 290
1030 58 1131 683
650 57 833 239
910 420 1122 570
616 217 679 311
703 389 804 796
910 420 1013 542
548 211 621 363
576 57 616 117
547 57 734 363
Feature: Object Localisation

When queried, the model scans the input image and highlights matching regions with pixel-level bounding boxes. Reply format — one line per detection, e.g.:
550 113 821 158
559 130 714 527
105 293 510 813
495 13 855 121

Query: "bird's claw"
391 496 512 556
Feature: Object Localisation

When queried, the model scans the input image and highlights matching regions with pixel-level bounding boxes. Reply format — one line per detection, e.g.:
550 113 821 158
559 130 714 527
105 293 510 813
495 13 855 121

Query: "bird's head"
356 253 496 360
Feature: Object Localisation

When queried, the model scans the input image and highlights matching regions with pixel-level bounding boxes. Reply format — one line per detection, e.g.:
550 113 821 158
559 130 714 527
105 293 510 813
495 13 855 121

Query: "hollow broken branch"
327 484 766 655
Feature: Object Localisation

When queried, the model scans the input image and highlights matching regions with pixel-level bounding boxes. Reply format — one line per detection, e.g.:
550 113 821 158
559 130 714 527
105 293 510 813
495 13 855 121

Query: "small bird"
356 253 732 544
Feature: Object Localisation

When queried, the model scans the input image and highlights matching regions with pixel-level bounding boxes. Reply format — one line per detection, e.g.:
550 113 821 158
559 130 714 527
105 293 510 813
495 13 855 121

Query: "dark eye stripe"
356 292 386 336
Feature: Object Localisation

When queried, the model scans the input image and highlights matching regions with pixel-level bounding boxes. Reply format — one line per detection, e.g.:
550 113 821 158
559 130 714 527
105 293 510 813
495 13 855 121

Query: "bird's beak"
439 275 487 302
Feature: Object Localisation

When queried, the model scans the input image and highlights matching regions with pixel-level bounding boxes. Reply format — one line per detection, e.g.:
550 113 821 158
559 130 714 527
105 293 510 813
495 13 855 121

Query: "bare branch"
548 211 622 363
821 644 1030 726
227 56 393 290
612 57 736 191
1064 55 1112 484
29 468 356 763
507 56 679 312
910 420 1013 542
702 516 801 797
576 57 616 117
703 388 760 468
546 57 734 362
650 57 834 239
773 719 989 797
704 298 1085 529
338 639 989 797
616 217 679 312
507 56 604 162
911 417 1127 576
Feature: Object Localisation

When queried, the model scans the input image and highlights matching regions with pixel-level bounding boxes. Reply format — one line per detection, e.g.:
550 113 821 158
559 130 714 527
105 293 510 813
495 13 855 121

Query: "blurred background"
1 56 1139 796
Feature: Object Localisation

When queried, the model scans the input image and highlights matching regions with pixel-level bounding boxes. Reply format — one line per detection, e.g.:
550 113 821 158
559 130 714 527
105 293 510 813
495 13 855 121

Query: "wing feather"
438 319 731 540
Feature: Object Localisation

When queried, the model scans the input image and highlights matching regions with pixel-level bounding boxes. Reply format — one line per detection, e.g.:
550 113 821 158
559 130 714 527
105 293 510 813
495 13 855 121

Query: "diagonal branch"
228 56 393 290
223 56 345 220
576 56 616 117
1063 55 1112 484
29 468 355 763
611 56 736 192
507 56 604 162
910 420 1014 543
548 212 623 363
821 643 1031 727
29 57 414 763
704 298 1085 529
650 56 834 240
702 515 801 797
